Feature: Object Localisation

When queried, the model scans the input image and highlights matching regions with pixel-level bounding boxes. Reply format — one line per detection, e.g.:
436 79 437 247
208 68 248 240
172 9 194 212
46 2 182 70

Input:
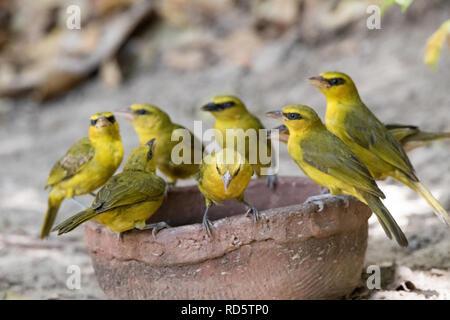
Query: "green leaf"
381 0 396 15
381 0 414 15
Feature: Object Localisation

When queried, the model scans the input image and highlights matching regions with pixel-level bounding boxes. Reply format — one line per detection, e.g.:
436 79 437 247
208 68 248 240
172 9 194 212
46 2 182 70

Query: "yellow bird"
201 95 276 189
267 105 408 247
41 112 124 239
310 71 450 225
116 104 203 186
196 148 258 236
52 139 168 237
273 123 450 153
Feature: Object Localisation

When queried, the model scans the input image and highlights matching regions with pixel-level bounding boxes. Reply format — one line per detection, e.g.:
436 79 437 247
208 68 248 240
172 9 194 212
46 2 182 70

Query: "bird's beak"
221 170 233 192
201 102 221 112
145 138 156 151
115 108 135 121
266 110 284 120
274 124 288 133
145 138 156 160
308 76 330 89
95 116 110 128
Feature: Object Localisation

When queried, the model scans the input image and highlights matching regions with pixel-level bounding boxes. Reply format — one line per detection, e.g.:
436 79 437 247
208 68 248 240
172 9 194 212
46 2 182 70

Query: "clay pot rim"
85 193 370 267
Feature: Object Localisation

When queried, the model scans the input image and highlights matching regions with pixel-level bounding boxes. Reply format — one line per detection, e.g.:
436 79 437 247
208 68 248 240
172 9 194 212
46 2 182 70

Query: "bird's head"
212 148 247 193
88 112 120 140
116 104 172 133
309 71 360 102
124 138 157 172
201 95 248 120
266 105 322 132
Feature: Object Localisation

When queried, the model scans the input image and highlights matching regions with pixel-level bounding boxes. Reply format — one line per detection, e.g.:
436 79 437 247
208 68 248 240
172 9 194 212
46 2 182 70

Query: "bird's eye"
90 119 98 126
147 150 153 160
284 113 302 120
222 101 236 109
135 109 149 115
329 78 345 86
106 115 116 123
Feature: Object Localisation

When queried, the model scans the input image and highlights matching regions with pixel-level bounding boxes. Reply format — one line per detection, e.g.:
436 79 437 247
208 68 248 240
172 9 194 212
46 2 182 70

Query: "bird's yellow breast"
199 164 253 203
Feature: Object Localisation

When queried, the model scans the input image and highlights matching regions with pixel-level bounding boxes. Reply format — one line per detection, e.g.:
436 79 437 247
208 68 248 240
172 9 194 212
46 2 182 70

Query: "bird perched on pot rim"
271 123 450 153
41 112 124 239
196 148 258 236
52 139 168 237
116 104 203 187
201 95 276 189
309 71 450 226
267 105 408 247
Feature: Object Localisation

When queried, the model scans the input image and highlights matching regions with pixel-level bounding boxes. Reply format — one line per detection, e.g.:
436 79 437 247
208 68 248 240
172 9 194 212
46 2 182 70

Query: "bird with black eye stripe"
309 71 450 226
266 105 408 247
116 104 204 188
41 112 124 238
202 95 277 189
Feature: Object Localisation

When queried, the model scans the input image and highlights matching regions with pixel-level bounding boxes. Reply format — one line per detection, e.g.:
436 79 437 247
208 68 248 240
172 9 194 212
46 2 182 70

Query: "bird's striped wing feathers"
92 171 165 213
46 137 94 187
344 109 417 181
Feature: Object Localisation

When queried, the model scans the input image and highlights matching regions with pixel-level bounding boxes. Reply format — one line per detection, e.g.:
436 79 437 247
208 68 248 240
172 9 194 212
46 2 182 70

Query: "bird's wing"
385 123 419 142
46 137 94 187
300 131 385 198
344 108 416 180
92 171 166 213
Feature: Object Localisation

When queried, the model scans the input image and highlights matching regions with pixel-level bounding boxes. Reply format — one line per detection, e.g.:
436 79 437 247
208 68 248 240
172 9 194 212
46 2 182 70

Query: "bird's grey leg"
70 197 88 210
202 204 213 237
267 174 277 190
135 221 171 239
240 199 260 221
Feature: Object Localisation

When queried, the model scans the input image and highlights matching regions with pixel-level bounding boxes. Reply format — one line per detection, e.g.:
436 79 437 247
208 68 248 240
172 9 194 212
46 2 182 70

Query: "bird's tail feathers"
40 192 64 239
363 193 409 247
52 208 98 235
404 179 450 226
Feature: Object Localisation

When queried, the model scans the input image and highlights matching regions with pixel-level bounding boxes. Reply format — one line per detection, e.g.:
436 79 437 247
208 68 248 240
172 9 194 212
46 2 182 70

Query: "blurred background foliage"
0 0 446 103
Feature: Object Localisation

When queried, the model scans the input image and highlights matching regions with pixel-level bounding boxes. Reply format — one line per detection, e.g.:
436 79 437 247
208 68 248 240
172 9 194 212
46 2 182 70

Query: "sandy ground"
0 5 449 299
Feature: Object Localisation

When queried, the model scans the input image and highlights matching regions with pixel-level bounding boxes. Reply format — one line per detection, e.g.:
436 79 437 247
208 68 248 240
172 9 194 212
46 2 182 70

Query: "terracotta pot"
84 176 371 300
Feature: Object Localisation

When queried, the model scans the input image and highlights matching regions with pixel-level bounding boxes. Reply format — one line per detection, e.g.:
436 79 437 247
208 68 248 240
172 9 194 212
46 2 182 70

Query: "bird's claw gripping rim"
245 206 260 222
202 216 213 237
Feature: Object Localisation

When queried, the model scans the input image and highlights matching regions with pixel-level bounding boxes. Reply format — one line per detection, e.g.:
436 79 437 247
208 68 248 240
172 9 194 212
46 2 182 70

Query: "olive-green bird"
272 123 450 153
41 112 124 238
310 71 450 226
267 105 408 247
196 148 258 236
52 139 168 237
116 104 203 186
201 95 276 188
